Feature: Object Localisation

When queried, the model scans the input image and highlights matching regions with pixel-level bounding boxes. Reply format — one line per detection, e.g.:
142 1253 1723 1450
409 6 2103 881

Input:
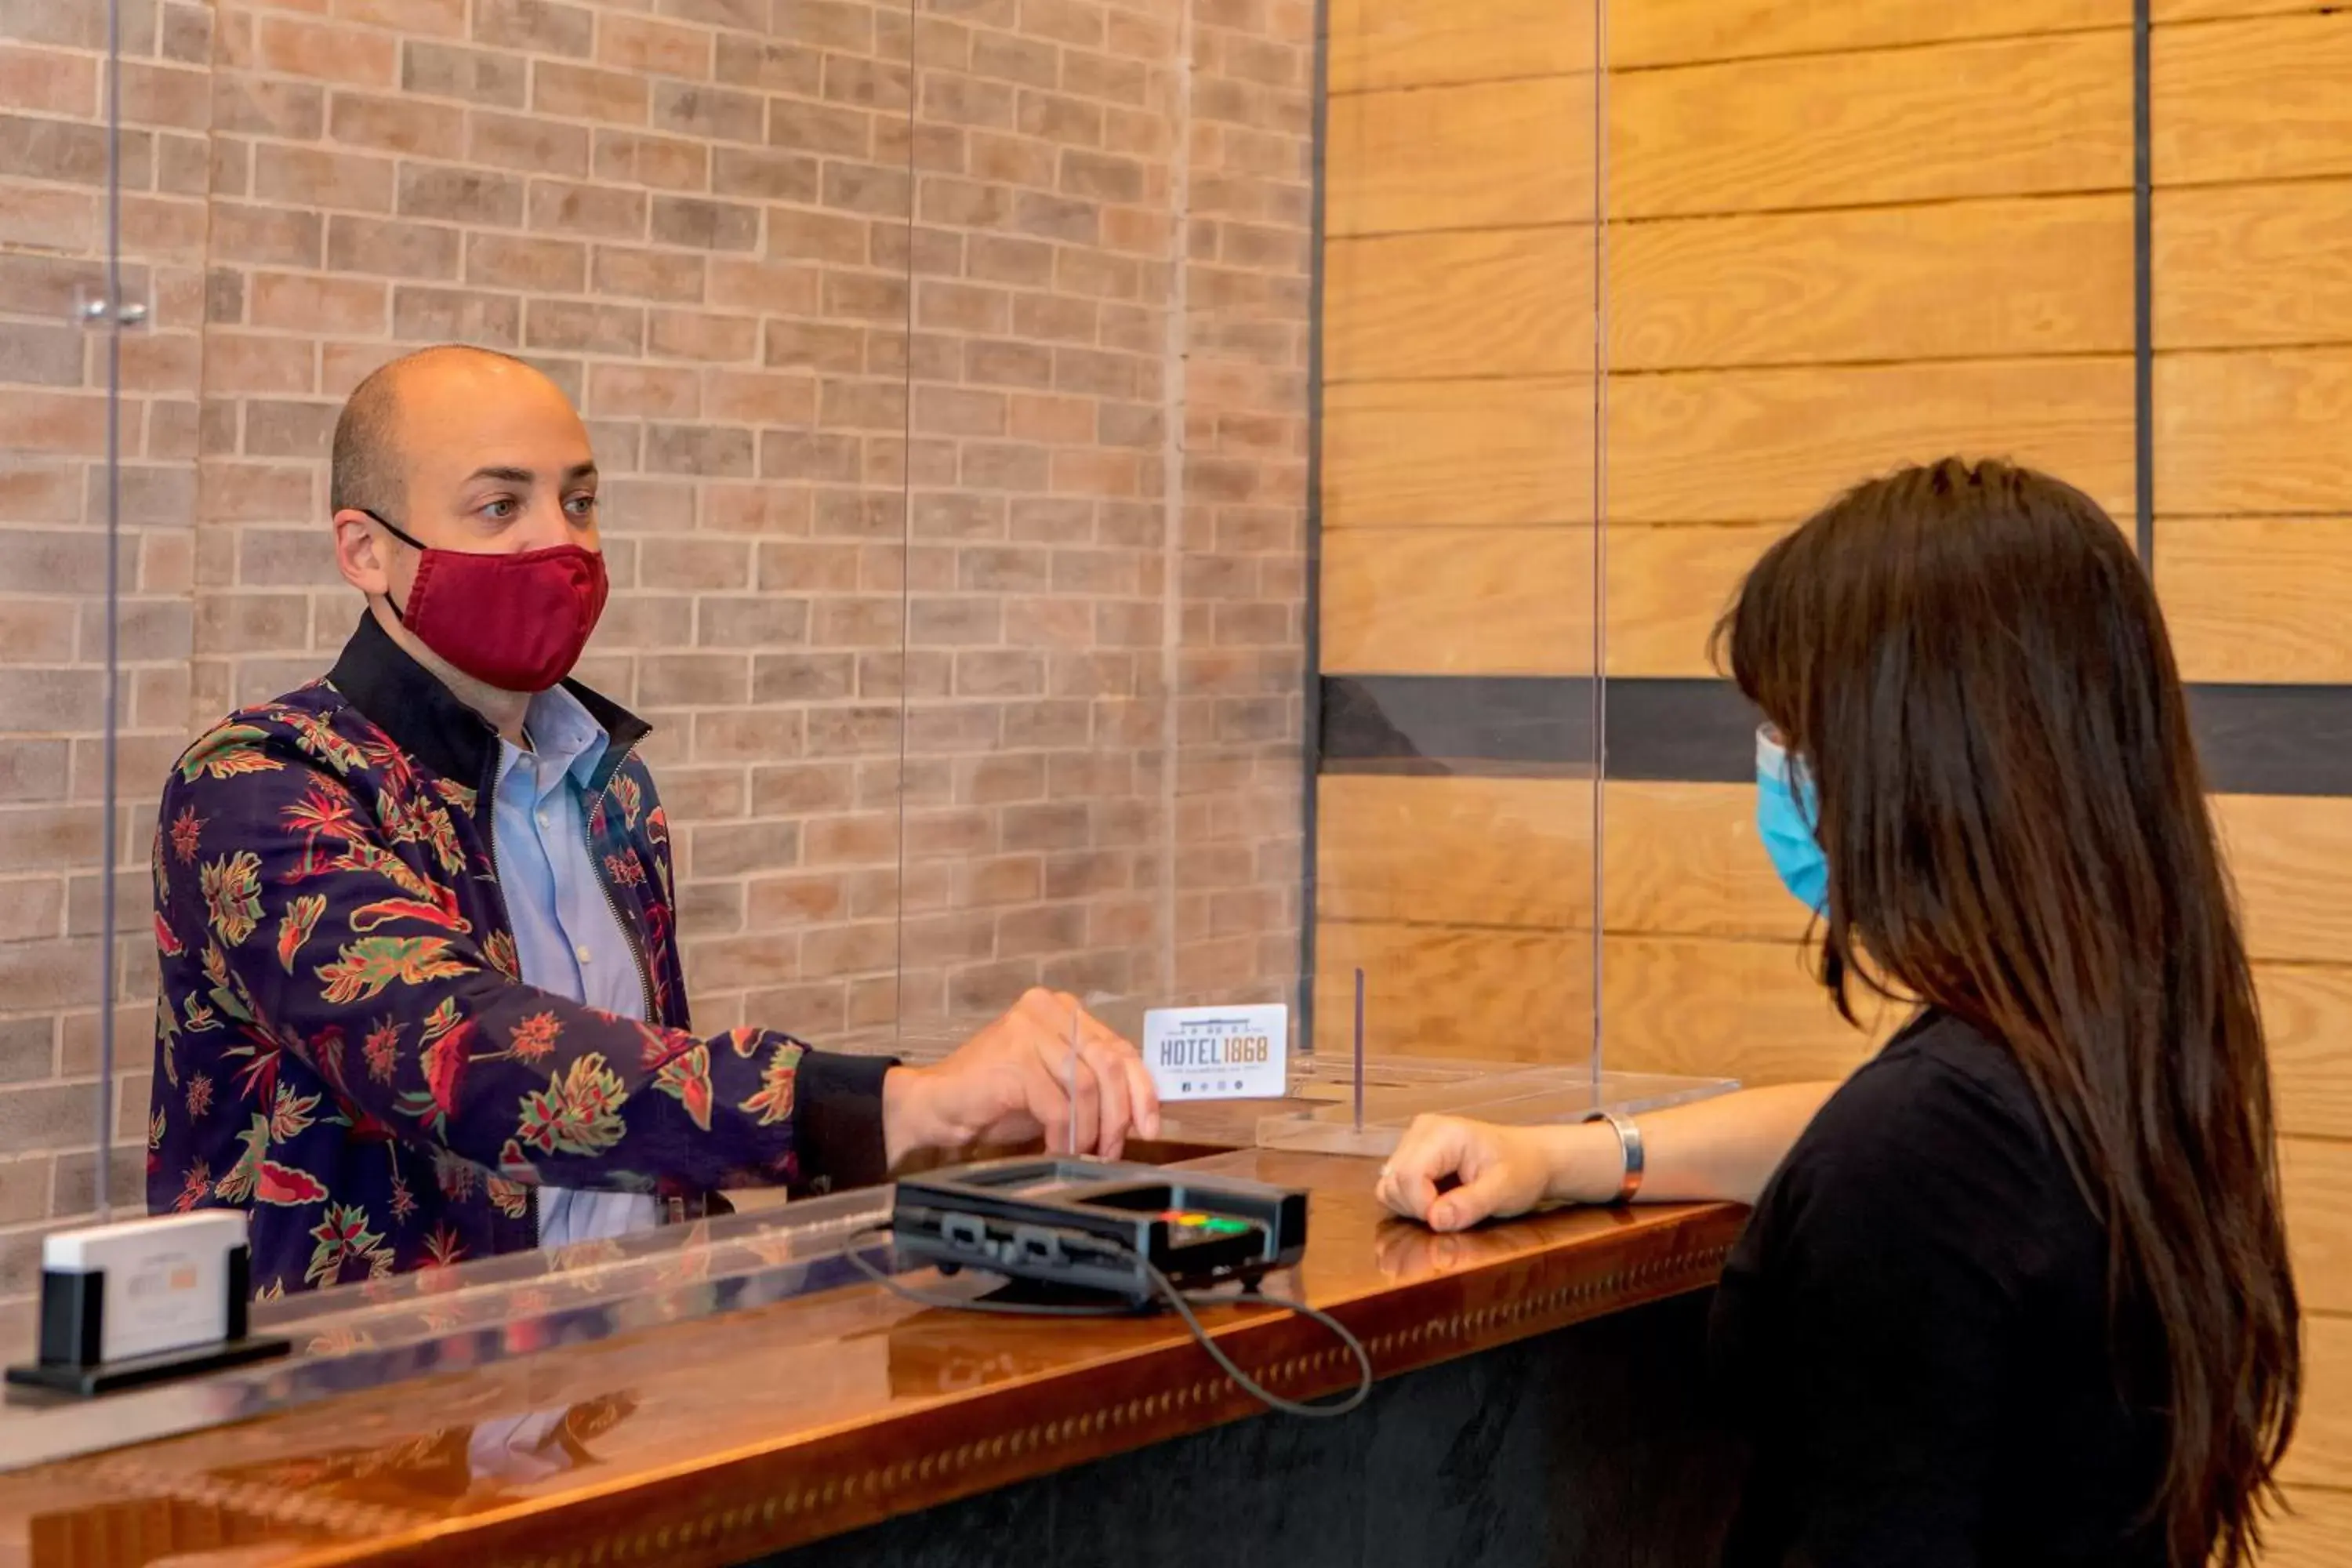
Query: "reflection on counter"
19 1393 636 1567
214 1392 637 1508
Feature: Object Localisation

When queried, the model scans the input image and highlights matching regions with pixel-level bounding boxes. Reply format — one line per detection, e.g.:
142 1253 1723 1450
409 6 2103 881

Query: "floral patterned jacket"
150 614 891 1298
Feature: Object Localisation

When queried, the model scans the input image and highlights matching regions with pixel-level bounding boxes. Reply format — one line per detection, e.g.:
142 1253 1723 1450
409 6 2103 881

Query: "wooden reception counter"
0 1151 1749 1568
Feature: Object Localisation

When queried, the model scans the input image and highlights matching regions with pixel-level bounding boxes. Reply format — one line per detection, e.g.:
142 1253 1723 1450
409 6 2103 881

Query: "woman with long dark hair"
1377 459 2300 1567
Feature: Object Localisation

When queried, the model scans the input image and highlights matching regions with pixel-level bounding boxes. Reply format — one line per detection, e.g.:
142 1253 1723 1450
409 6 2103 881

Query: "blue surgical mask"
1757 728 1828 915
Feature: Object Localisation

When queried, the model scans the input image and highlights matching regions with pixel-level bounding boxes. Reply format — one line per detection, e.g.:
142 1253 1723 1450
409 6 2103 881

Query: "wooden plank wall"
1316 0 1602 1062
2152 0 2352 1519
1598 2 2139 1089
1319 0 2352 1530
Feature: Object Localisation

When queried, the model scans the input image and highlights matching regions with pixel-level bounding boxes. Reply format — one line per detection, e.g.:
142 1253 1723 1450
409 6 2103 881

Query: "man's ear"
332 508 392 599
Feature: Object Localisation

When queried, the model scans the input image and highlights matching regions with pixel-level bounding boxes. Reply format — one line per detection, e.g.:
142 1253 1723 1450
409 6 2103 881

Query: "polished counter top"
0 1152 1745 1568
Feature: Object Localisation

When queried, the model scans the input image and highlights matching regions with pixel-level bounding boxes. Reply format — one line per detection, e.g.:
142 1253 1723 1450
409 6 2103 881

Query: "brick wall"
0 0 1310 1300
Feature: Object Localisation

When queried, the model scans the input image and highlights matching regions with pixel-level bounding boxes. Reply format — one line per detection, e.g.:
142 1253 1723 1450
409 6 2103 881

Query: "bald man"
151 345 1157 1296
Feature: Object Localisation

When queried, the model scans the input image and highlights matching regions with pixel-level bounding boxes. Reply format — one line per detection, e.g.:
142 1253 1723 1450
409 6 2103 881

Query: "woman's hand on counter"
882 988 1161 1167
1375 1116 1621 1232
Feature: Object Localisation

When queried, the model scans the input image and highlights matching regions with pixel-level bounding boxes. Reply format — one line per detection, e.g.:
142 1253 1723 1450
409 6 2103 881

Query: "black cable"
844 1232 1375 1419
1142 1258 1372 1420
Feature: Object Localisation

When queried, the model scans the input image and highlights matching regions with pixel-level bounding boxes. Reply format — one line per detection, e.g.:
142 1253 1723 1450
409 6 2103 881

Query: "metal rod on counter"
1352 968 1365 1134
1067 1005 1082 1157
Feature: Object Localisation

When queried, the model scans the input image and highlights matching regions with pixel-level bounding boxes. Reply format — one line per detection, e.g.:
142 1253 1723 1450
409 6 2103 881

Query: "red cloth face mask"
363 510 609 693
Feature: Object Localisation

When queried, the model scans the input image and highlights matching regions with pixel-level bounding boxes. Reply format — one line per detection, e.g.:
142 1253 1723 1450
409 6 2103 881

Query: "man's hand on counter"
880 989 1163 1167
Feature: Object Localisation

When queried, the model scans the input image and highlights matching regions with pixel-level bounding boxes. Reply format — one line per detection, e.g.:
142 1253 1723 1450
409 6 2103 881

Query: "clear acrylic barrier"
1269 0 1737 1145
858 0 1739 1156
0 0 1751 1481
839 994 1736 1160
1251 1060 1735 1158
0 0 162 1320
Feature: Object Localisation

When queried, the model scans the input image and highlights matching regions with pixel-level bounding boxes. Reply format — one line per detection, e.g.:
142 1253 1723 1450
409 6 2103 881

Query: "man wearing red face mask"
149 345 1159 1296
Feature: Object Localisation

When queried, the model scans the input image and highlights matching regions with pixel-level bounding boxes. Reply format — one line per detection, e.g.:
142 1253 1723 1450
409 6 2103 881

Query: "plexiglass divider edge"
0 0 1743 1479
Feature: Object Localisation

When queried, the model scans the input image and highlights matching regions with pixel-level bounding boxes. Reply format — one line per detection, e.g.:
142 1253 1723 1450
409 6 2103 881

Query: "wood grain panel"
1610 0 2129 68
1321 378 1595 530
2157 350 2352 516
1602 779 1810 942
2216 794 2352 965
1326 77 1595 238
2281 1314 2352 1490
1605 521 1782 677
2256 964 2352 1143
1607 358 2137 524
2259 1487 2352 1568
1327 0 1596 95
1610 480 2132 680
1608 33 2132 220
1325 228 1596 383
2158 517 2352 684
1318 776 1813 942
1320 527 1595 676
2154 181 2352 350
2283 1137 2352 1316
1313 924 1888 1080
1316 773 1594 931
1601 933 1893 1084
1313 920 1592 1061
1610 196 2133 371
2154 13 2352 187
1590 807 2352 1114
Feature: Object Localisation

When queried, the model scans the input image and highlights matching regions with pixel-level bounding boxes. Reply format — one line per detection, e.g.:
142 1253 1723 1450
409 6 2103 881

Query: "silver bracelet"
1580 1109 1645 1204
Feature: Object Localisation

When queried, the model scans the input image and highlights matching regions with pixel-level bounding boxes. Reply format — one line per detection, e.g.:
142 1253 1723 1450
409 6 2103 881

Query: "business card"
1142 1004 1289 1101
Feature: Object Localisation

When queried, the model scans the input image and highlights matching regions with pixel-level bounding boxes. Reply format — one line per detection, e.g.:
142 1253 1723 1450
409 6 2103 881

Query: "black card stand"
4 1243 291 1401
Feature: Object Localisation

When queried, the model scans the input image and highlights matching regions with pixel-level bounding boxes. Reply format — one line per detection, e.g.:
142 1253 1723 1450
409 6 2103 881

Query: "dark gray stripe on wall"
1321 675 2352 798
1319 674 1602 775
1320 675 1740 782
2186 685 2352 797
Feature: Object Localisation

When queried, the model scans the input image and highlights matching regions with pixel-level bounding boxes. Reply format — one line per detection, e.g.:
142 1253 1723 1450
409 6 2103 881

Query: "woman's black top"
1709 1009 2168 1567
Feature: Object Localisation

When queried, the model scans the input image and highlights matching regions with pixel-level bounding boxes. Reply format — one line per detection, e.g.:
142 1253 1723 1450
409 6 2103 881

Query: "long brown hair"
1714 458 2299 1567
